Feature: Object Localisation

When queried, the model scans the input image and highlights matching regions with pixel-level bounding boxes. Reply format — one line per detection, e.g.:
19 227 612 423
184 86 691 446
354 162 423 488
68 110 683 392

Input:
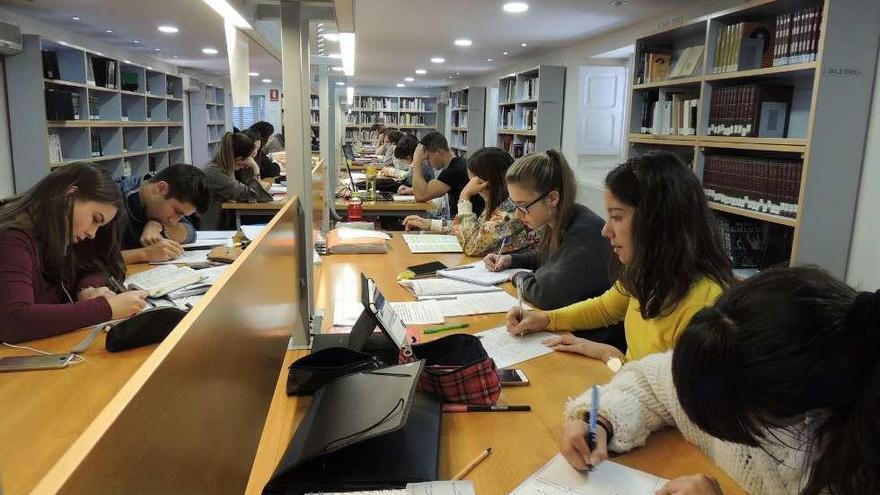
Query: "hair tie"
847 290 880 350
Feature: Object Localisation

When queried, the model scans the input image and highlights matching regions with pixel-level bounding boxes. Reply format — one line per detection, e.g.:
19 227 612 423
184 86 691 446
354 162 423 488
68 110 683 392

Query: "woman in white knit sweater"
560 266 880 495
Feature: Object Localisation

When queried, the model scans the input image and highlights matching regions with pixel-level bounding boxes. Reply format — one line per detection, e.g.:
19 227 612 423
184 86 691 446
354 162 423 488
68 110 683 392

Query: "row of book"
310 110 320 125
702 154 802 218
450 133 467 149
87 56 117 89
521 108 538 131
449 91 468 108
707 84 791 138
400 114 431 126
498 135 536 159
521 77 539 100
636 47 704 84
359 97 397 110
45 87 80 121
47 132 63 164
712 22 773 74
773 5 822 67
499 107 516 129
400 98 431 111
500 79 516 103
716 215 793 270
310 96 319 109
638 93 699 136
451 112 469 128
344 129 380 142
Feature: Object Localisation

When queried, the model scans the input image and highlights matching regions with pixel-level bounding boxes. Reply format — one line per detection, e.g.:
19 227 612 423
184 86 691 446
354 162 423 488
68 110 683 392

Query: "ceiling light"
340 32 355 76
262 78 272 83
521 43 528 47
158 25 179 33
456 72 461 75
448 75 454 79
346 86 354 105
106 29 114 33
147 66 153 70
173 55 179 58
249 72 259 76
328 53 342 59
336 81 345 86
123 59 131 64
503 2 529 13
323 33 340 42
397 83 405 88
415 69 427 75
332 66 344 71
430 57 445 64
454 39 472 47
132 40 141 44
404 77 414 82
154 48 161 52
609 0 628 5
200 0 251 29
72 16 81 21
202 47 219 55
503 51 509 55
317 22 324 27
487 58 493 62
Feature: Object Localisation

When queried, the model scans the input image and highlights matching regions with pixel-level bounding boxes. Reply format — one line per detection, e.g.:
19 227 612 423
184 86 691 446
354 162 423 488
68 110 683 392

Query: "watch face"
606 357 623 373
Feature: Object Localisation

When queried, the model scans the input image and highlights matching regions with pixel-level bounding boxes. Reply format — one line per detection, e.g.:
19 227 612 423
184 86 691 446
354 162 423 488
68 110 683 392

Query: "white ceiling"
347 0 688 87
1 0 282 81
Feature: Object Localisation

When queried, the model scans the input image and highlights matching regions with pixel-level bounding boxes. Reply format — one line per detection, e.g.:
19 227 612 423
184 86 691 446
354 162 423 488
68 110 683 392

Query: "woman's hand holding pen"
505 307 549 336
106 290 149 319
483 253 512 272
560 419 608 471
77 286 116 301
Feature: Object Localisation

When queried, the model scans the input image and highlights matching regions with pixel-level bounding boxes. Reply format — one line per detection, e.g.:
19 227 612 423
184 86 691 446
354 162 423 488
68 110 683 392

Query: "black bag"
286 347 381 396
105 307 187 352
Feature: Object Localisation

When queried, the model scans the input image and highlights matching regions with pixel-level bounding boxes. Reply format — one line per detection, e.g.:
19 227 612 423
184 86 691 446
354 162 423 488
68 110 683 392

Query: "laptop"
341 144 397 199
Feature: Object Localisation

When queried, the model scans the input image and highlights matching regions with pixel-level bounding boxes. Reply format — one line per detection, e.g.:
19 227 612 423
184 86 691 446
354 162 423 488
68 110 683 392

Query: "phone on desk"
497 368 529 386
406 261 448 278
0 353 76 372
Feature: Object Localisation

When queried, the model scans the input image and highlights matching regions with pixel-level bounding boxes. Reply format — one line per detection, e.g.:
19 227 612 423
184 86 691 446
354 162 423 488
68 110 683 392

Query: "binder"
264 361 442 494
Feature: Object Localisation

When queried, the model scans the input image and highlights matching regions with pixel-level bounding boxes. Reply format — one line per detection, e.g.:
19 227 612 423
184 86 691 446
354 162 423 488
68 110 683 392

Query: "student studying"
202 132 274 230
247 121 282 178
402 147 533 257
408 132 484 218
116 164 211 264
0 164 148 344
559 266 880 495
506 152 733 362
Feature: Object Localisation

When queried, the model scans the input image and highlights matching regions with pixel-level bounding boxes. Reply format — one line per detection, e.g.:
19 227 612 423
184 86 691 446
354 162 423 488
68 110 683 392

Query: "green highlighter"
423 323 470 334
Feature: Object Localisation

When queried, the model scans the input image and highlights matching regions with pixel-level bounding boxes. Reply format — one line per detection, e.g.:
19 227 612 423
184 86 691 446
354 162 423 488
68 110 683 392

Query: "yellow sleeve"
545 283 630 331
666 278 725 348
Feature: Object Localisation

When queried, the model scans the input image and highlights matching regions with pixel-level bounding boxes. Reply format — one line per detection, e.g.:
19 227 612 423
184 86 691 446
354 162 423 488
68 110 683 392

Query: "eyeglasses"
511 190 550 215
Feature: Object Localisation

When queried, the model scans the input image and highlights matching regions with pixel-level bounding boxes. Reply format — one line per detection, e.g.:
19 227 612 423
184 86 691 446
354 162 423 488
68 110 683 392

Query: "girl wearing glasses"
507 152 733 363
484 149 612 310
402 147 533 256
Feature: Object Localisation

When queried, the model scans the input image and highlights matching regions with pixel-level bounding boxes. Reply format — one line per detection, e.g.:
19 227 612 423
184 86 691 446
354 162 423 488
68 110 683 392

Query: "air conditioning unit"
0 21 23 56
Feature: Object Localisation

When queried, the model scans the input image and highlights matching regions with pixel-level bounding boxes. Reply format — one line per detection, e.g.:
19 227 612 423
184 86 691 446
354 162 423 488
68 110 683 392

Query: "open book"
402 234 463 253
399 278 502 297
125 265 208 298
437 261 530 286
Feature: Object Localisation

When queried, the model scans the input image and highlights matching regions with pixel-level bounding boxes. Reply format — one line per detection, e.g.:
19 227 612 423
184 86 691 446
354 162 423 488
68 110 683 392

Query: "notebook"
400 278 502 297
474 325 556 369
388 300 444 324
511 454 666 495
437 261 531 286
421 291 530 317
402 234 463 253
309 481 475 495
148 250 211 265
125 265 208 298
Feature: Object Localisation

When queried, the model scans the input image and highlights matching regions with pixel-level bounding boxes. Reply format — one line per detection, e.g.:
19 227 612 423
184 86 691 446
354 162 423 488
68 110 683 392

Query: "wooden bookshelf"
625 0 880 277
343 94 438 145
6 35 186 186
448 87 486 158
496 65 565 159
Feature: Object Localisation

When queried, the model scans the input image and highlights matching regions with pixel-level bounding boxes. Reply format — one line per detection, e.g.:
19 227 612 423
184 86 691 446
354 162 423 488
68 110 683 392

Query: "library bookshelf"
448 87 486 158
4 35 220 190
626 0 879 277
343 95 438 145
496 65 565 159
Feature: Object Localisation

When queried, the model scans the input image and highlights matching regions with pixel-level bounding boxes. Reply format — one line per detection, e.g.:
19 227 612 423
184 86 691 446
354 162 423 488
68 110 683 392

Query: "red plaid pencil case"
400 333 501 405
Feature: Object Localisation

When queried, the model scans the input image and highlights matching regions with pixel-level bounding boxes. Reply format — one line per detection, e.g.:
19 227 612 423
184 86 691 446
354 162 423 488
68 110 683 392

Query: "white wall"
846 48 880 290
0 58 14 198
248 81 283 132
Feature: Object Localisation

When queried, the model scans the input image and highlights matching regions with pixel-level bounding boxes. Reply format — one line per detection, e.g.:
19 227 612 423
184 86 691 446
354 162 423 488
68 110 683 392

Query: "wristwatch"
606 356 623 372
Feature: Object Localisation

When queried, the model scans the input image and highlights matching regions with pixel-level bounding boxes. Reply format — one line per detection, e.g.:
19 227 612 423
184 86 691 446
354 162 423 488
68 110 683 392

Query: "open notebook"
399 278 502 297
402 234 463 253
125 265 208 298
309 480 475 495
511 454 666 495
437 261 530 286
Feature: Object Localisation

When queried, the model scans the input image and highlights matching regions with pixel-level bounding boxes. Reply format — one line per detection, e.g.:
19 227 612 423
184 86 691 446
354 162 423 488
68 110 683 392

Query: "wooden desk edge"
32 198 299 493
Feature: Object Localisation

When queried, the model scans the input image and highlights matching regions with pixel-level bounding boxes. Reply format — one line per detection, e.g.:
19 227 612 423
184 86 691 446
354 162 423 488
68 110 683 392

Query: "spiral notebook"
437 261 530 286
399 278 502 297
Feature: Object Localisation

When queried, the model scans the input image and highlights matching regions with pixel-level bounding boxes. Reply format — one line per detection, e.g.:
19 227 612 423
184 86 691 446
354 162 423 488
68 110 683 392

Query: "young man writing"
116 163 211 263
408 132 484 217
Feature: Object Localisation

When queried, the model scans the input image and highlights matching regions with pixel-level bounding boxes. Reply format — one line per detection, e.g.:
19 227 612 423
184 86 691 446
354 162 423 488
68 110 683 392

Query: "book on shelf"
639 93 697 136
88 95 100 120
310 95 319 108
47 132 63 164
45 87 80 120
668 45 705 78
640 52 672 83
773 5 822 67
86 55 95 86
501 79 516 102
702 154 802 218
522 108 538 131
713 22 773 74
500 107 515 129
707 84 792 138
90 132 103 158
42 50 60 80
521 77 539 100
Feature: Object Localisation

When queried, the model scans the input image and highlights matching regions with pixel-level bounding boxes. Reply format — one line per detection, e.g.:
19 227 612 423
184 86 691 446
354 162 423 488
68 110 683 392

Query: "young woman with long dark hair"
559 265 880 495
201 131 272 230
402 147 533 256
0 163 148 343
508 152 733 362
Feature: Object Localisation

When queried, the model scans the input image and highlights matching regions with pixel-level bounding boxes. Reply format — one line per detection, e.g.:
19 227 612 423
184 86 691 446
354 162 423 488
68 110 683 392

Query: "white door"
576 66 627 156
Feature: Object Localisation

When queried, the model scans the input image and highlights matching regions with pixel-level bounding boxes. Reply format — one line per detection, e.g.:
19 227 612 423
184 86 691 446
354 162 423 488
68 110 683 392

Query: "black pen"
107 276 127 294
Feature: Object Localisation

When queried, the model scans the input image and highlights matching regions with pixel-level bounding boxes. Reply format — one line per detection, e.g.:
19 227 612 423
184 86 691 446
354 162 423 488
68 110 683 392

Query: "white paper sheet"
400 278 502 297
182 239 228 249
438 261 531 286
197 230 237 240
421 292 530 317
241 224 268 241
148 249 210 265
474 325 556 369
511 454 666 495
393 194 416 202
388 300 444 324
402 234 463 253
337 228 391 240
308 480 475 495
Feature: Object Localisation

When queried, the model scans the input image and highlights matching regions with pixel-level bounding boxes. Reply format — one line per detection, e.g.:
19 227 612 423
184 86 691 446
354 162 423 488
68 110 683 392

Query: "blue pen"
588 385 599 451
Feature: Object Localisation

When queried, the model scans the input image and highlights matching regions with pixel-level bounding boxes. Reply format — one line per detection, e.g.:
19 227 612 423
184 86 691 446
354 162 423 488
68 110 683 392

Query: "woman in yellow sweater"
507 152 733 363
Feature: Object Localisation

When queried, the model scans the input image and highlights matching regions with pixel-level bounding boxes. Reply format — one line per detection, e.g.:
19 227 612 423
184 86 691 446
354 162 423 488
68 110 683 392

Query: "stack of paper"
511 454 666 495
400 278 502 297
125 265 208 298
402 234 462 253
475 325 556 369
393 195 416 202
437 261 530 286
388 300 444 324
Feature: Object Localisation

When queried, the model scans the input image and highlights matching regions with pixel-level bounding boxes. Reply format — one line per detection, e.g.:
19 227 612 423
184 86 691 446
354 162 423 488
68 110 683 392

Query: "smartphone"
0 354 76 372
406 261 448 278
497 368 529 386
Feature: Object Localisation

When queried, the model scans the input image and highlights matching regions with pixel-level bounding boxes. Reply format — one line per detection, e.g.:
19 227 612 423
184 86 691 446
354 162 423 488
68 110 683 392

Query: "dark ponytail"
672 266 880 495
214 132 255 177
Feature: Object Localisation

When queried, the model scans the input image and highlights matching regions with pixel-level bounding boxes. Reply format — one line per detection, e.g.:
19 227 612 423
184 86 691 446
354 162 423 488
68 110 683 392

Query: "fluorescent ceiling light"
397 83 405 88
262 78 272 83
454 39 472 47
249 72 259 76
106 29 114 33
154 48 161 51
202 47 219 55
323 33 340 42
132 40 141 44
200 0 251 29
328 53 342 59
72 16 81 21
503 2 529 13
487 58 493 62
430 57 445 64
331 66 344 71
339 32 355 76
346 86 354 105
415 69 427 75
404 77 414 82
158 25 179 33
502 51 509 55
521 43 528 47
123 59 131 64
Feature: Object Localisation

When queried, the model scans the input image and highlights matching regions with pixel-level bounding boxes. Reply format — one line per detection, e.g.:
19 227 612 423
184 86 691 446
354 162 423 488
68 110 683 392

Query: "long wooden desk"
245 235 747 495
221 198 436 227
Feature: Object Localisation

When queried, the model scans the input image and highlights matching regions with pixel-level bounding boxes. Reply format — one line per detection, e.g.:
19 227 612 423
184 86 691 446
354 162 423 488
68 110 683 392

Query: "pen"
442 404 531 412
496 236 508 256
453 447 492 481
587 385 599 464
423 322 470 334
515 277 524 338
443 265 474 271
107 276 127 294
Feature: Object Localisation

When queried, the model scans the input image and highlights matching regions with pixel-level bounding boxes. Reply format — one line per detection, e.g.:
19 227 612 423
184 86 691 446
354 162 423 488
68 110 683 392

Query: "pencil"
452 447 492 480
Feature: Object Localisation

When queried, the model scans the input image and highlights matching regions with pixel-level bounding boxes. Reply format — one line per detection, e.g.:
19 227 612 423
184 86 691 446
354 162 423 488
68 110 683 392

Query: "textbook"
399 278 501 298
125 265 208 298
402 234 462 254
437 261 530 286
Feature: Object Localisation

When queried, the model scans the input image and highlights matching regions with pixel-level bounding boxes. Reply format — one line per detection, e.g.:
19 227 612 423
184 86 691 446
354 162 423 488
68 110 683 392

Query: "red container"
347 198 363 221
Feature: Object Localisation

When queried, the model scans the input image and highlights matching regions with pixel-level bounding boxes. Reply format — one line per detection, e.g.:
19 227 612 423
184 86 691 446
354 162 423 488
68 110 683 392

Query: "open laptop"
341 143 397 199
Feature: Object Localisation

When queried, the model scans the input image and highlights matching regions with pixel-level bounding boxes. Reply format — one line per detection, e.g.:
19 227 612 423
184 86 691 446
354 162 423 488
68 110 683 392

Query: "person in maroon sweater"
0 163 148 344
